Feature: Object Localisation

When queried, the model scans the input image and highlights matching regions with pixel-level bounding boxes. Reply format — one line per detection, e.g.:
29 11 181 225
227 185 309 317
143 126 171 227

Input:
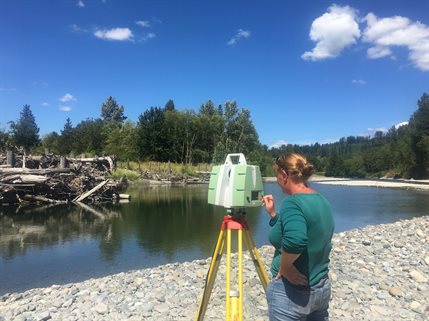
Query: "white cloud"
94 28 133 41
269 140 289 149
77 0 85 8
136 20 151 28
227 29 251 46
141 32 156 42
59 106 72 112
395 121 408 129
70 24 88 33
367 46 392 59
352 79 366 85
366 127 388 136
302 5 360 61
363 13 429 71
41 102 50 106
60 93 77 102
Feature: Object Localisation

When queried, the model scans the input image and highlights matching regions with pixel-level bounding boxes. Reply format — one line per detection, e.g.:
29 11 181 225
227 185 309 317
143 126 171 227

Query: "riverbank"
1 216 428 320
263 175 429 191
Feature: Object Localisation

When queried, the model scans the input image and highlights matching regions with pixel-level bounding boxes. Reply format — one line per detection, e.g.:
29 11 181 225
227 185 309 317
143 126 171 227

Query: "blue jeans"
266 276 331 321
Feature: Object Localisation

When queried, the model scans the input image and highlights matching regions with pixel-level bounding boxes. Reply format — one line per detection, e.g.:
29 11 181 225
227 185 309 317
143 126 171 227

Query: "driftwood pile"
0 149 125 206
140 169 209 184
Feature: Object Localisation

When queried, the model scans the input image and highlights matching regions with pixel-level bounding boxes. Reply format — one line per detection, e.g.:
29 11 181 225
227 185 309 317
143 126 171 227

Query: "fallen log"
21 194 67 204
0 168 71 175
69 157 114 171
73 179 109 202
0 174 49 184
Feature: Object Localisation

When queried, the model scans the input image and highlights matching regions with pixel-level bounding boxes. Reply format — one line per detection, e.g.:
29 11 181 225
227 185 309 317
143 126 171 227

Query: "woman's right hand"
262 195 276 218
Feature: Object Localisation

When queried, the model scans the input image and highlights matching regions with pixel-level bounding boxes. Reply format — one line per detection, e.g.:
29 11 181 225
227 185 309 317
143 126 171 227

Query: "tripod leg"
238 228 243 320
243 229 269 291
226 229 231 320
195 227 226 321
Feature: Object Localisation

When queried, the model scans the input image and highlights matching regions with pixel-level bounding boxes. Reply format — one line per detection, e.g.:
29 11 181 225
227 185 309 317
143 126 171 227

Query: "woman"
262 153 334 321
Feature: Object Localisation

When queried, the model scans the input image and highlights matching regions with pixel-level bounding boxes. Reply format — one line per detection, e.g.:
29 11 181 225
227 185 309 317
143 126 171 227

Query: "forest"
1 93 428 179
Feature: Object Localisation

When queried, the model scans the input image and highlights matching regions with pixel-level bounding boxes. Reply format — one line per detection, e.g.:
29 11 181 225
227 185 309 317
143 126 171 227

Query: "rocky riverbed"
1 216 428 321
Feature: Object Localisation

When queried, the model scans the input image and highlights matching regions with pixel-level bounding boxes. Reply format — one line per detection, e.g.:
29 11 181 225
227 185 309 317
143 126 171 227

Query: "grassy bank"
110 161 213 181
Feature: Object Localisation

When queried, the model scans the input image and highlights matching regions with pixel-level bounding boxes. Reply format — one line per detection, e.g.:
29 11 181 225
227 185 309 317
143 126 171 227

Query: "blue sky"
0 0 428 148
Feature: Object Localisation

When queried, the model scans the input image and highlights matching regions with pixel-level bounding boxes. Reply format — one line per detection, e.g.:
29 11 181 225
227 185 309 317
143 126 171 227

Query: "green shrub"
109 168 140 181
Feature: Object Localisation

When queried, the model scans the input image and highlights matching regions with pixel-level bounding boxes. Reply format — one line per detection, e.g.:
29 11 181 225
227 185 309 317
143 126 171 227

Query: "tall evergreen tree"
58 118 74 155
9 104 40 151
199 100 216 117
164 99 175 112
101 96 127 123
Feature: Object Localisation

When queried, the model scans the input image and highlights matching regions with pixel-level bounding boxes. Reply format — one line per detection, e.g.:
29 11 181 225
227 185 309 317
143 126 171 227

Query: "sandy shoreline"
263 175 429 191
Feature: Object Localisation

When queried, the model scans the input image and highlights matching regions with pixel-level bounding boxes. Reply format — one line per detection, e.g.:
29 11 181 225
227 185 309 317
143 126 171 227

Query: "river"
1 182 428 295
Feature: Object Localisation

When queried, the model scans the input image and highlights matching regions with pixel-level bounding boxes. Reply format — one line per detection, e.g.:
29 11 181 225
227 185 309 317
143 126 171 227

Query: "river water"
1 182 428 295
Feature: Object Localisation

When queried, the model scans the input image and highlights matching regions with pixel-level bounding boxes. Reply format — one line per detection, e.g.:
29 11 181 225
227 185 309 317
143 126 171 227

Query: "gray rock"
93 303 108 315
154 303 169 314
36 311 51 321
409 270 428 282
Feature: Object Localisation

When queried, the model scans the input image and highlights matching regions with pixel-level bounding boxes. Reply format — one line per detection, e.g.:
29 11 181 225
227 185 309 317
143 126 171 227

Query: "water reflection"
0 203 122 261
120 185 261 259
0 185 260 261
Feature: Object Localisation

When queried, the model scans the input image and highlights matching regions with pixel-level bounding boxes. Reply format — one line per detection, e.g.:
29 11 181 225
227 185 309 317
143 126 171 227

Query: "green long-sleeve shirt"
269 193 334 286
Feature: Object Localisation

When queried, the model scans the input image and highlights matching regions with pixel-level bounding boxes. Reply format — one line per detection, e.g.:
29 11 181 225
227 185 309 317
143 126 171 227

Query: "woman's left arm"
277 250 308 286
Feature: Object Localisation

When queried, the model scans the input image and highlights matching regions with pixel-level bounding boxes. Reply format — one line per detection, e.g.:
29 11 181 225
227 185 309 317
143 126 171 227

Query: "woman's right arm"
262 195 276 218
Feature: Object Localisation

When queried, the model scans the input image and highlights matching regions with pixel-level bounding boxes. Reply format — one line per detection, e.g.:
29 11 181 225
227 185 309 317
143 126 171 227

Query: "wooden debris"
73 180 109 202
0 149 123 206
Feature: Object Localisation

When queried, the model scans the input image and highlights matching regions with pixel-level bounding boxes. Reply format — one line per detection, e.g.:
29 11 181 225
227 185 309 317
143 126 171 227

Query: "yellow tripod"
195 210 269 321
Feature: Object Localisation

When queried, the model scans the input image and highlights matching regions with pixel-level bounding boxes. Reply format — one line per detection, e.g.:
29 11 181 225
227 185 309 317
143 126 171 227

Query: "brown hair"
275 153 314 181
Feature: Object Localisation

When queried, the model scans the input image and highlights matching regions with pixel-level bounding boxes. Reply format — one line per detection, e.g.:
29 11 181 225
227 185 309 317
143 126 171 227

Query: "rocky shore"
1 216 428 321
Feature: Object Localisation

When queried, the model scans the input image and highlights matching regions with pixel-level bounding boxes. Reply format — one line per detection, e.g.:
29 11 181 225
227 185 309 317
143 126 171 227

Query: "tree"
105 121 139 166
72 119 105 155
408 93 429 178
199 100 216 117
58 118 74 155
101 96 127 123
196 100 225 163
213 101 261 163
41 132 60 154
137 107 168 161
0 127 10 150
325 153 346 177
120 121 139 164
233 108 260 154
9 104 40 151
164 99 175 112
